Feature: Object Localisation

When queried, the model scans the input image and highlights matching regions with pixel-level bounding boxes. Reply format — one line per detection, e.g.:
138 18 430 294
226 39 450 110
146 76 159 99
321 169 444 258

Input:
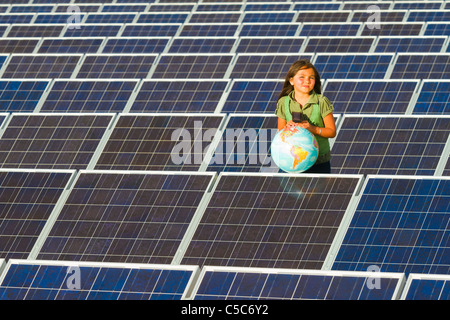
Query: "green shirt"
275 91 334 164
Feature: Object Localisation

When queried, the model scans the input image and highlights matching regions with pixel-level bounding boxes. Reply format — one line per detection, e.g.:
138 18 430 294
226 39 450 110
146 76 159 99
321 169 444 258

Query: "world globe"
271 125 319 173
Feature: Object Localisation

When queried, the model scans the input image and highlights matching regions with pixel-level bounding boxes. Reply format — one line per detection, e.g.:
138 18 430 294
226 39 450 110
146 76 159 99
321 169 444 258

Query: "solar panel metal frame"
0 259 200 300
0 78 52 113
400 273 450 300
188 266 406 300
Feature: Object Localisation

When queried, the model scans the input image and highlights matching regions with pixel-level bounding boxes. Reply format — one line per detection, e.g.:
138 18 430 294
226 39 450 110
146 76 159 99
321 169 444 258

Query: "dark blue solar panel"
332 177 450 275
407 10 450 22
189 12 241 24
239 23 299 37
6 25 65 38
0 38 40 54
10 5 53 13
102 37 170 54
236 37 305 53
137 13 188 24
0 261 197 300
37 38 104 54
294 3 341 11
243 11 295 23
299 23 361 37
122 24 181 37
180 24 239 37
168 37 237 54
193 268 403 300
63 24 122 37
85 13 136 24
403 275 450 300
305 37 374 53
413 81 450 114
391 54 450 79
314 54 393 79
0 80 50 112
34 13 86 24
0 14 34 24
424 23 450 36
361 22 424 36
375 37 446 53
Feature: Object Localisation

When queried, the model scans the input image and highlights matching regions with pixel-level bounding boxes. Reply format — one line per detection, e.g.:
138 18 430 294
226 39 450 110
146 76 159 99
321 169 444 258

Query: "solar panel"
352 10 407 23
294 2 341 11
0 260 199 300
189 12 242 24
296 10 350 23
239 23 299 37
391 54 450 79
394 2 443 10
180 173 363 269
62 24 122 38
424 22 450 36
122 23 181 37
196 3 243 12
314 54 394 79
299 23 361 37
331 175 450 275
0 169 74 260
242 11 295 23
75 54 157 79
102 37 170 54
236 37 305 53
375 36 447 53
205 115 278 173
137 12 189 24
102 4 148 12
168 37 237 54
94 114 225 171
0 38 40 54
40 80 138 113
407 9 450 22
323 80 419 114
361 22 424 36
150 3 194 12
152 54 233 79
0 79 50 112
331 115 450 175
0 113 114 170
179 23 239 37
0 14 34 24
84 13 136 24
37 37 105 54
245 3 292 11
304 37 375 53
1 54 81 79
220 79 283 113
55 4 101 13
191 267 405 300
34 13 86 24
128 80 229 113
37 171 215 264
412 80 450 114
401 274 450 300
10 4 53 13
230 54 314 80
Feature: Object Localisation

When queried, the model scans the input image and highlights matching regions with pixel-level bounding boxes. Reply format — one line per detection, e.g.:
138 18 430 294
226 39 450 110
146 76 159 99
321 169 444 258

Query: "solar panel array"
0 0 448 300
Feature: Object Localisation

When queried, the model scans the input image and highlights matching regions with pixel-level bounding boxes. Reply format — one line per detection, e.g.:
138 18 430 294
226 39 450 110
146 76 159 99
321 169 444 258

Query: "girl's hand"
286 120 297 128
297 120 312 130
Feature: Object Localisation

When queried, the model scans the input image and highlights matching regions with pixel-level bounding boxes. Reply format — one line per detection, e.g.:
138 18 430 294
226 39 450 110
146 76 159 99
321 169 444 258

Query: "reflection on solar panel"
220 80 283 113
0 38 40 54
305 37 374 53
0 80 50 112
401 274 450 300
152 54 233 79
332 115 450 175
1 54 81 79
0 169 74 260
94 114 225 171
332 176 450 275
129 80 228 113
231 54 314 79
236 37 305 53
0 113 113 170
0 260 199 300
413 81 450 114
391 54 450 79
375 37 447 53
40 80 138 113
181 173 362 269
206 115 278 173
191 267 404 300
76 54 157 79
324 80 419 114
37 38 105 54
37 171 215 264
168 37 237 54
314 54 393 79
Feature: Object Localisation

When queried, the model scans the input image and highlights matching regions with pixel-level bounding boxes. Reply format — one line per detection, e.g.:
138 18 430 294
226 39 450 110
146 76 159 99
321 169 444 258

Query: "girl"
275 59 336 173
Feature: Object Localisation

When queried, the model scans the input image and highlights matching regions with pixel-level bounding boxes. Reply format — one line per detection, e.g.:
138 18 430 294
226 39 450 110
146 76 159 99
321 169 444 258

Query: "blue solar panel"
239 23 299 37
192 267 404 300
0 260 198 300
63 24 122 37
314 54 393 79
34 13 86 24
236 37 305 53
0 14 34 24
122 23 181 37
137 12 189 24
168 37 237 54
407 10 450 22
305 37 375 53
413 81 450 114
0 80 50 112
85 13 136 24
375 37 447 53
37 38 105 54
243 11 295 23
424 22 450 36
6 24 64 38
102 37 170 54
0 38 40 54
391 54 450 79
299 23 361 37
361 22 424 36
402 274 450 300
332 176 450 275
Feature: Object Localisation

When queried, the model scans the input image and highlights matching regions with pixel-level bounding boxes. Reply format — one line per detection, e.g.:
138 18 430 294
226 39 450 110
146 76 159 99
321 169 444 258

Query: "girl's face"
290 67 316 95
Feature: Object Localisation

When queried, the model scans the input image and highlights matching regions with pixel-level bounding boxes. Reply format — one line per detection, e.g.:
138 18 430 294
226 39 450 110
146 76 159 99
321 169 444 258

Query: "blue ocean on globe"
271 125 319 173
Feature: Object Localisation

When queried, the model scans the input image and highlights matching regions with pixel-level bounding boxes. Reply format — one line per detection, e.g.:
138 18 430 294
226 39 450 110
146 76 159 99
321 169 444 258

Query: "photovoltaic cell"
402 274 450 300
192 267 404 300
424 23 450 36
40 80 138 113
1 55 81 79
189 12 242 24
0 14 34 24
324 80 418 114
230 54 314 80
0 260 198 300
84 13 136 24
137 12 189 24
391 54 450 79
129 80 228 113
413 81 450 114
0 170 74 260
181 173 362 269
76 54 157 79
37 171 214 264
94 114 225 171
332 176 450 275
0 114 113 170
0 80 50 112
332 116 450 175
152 54 233 79
314 54 393 79
407 10 450 22
220 80 283 113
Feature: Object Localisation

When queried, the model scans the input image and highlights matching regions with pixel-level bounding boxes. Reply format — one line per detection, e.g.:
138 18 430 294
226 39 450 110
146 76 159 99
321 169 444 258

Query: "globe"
271 125 319 173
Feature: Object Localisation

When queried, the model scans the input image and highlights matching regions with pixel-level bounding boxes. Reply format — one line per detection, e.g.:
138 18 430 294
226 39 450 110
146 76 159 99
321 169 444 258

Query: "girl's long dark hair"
277 59 322 102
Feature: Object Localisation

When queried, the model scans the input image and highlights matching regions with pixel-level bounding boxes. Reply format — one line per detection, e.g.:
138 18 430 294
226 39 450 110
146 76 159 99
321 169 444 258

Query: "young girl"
275 59 336 173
